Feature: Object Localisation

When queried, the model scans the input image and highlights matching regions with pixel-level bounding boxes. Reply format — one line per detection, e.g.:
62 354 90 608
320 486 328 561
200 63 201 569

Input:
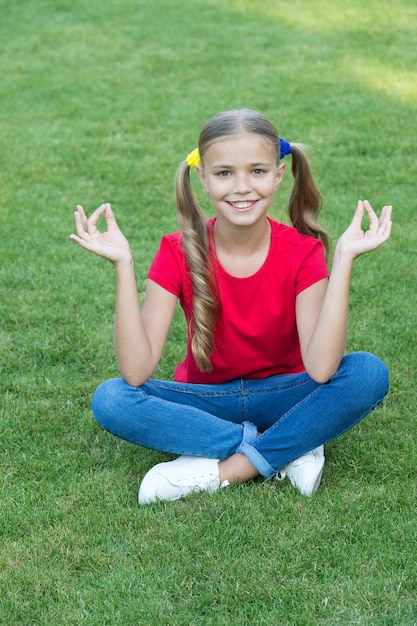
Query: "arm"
113 266 177 385
70 203 177 386
296 200 392 383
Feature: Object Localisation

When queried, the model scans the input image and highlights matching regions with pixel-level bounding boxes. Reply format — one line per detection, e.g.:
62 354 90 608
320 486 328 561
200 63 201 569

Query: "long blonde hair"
175 109 330 372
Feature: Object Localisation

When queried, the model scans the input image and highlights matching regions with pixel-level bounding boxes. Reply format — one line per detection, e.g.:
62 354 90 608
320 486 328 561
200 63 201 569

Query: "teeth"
232 202 254 208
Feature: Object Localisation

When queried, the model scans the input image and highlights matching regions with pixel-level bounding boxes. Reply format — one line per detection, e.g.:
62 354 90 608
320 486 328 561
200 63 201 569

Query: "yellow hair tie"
186 148 201 168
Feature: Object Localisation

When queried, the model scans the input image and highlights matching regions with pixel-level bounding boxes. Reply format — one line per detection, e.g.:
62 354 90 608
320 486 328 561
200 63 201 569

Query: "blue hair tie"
279 138 292 160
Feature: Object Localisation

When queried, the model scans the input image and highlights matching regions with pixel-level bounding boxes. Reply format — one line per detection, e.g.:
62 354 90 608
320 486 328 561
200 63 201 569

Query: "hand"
336 200 392 260
69 203 132 264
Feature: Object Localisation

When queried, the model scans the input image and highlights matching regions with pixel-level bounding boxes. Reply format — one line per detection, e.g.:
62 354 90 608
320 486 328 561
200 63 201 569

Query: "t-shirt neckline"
207 217 274 281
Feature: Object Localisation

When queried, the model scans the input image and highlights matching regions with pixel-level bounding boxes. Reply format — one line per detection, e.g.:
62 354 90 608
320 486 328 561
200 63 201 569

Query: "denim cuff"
237 422 276 478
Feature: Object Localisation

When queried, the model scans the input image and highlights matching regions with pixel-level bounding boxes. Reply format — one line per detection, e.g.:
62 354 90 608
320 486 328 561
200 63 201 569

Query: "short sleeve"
295 239 329 295
147 233 184 298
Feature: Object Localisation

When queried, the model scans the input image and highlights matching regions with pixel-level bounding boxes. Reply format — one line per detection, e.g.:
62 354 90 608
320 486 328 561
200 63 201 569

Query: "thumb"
352 200 365 224
103 203 120 229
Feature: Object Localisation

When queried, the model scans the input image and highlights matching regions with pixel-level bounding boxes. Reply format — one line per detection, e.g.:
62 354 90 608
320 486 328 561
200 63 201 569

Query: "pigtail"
174 109 330 373
286 144 331 261
175 161 219 372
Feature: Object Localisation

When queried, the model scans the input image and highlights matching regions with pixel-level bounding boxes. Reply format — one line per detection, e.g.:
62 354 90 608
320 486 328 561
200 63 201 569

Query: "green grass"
1 0 416 623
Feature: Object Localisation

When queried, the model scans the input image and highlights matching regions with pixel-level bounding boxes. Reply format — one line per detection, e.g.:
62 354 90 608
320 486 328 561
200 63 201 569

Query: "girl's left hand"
337 200 392 259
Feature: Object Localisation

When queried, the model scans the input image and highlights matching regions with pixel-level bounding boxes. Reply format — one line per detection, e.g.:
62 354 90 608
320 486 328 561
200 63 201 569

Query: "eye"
216 170 231 177
252 168 265 175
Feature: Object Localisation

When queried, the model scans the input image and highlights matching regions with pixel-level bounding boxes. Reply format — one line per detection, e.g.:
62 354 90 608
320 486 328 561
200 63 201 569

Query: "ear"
274 163 285 191
196 165 208 192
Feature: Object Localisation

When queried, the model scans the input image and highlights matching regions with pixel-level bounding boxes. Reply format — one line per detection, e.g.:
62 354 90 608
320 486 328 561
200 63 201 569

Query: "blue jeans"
92 352 388 479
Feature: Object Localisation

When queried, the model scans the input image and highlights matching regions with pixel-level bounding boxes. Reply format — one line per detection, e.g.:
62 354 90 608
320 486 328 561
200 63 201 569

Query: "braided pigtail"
286 143 331 260
175 160 219 372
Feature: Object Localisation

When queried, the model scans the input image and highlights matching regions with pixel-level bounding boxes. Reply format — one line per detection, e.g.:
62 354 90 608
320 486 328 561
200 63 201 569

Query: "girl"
70 109 392 505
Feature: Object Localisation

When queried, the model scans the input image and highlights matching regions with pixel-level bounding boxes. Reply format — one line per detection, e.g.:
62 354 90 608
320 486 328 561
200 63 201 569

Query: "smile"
228 201 258 211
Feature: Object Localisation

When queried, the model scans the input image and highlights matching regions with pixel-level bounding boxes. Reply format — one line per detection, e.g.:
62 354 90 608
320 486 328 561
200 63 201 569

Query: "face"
196 132 285 228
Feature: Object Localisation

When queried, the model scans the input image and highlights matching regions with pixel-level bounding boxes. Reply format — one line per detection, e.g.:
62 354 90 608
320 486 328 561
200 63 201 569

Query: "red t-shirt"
148 218 329 384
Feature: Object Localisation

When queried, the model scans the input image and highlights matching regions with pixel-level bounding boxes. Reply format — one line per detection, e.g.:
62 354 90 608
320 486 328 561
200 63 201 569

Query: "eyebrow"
210 161 271 169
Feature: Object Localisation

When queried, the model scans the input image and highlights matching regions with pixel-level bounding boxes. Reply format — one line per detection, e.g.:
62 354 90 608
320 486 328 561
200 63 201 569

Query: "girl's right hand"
70 203 132 264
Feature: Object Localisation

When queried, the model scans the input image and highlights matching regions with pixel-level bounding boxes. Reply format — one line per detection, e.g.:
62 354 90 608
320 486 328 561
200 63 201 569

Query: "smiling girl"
70 109 392 504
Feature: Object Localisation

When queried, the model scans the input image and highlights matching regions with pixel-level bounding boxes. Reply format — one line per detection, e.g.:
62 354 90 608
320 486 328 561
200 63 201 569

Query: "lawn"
1 0 416 624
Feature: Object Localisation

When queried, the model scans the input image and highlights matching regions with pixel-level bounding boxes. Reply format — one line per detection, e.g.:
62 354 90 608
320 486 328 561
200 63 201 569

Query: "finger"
378 206 392 232
365 208 392 245
75 204 89 230
362 200 380 231
102 203 120 231
350 200 365 226
382 221 392 240
380 205 393 223
76 204 86 218
69 233 83 245
370 205 392 240
69 232 98 252
379 210 393 240
85 203 108 235
73 209 90 239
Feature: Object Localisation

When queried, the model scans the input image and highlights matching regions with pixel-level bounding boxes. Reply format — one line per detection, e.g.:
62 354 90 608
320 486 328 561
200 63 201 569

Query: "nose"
233 172 251 194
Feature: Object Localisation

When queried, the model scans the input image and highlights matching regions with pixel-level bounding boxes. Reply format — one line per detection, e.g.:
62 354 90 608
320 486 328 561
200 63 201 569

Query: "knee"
91 378 127 431
342 352 389 400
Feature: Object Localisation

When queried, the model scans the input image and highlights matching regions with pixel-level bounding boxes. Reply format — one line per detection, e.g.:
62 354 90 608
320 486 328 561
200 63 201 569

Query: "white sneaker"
138 455 227 505
275 445 325 497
